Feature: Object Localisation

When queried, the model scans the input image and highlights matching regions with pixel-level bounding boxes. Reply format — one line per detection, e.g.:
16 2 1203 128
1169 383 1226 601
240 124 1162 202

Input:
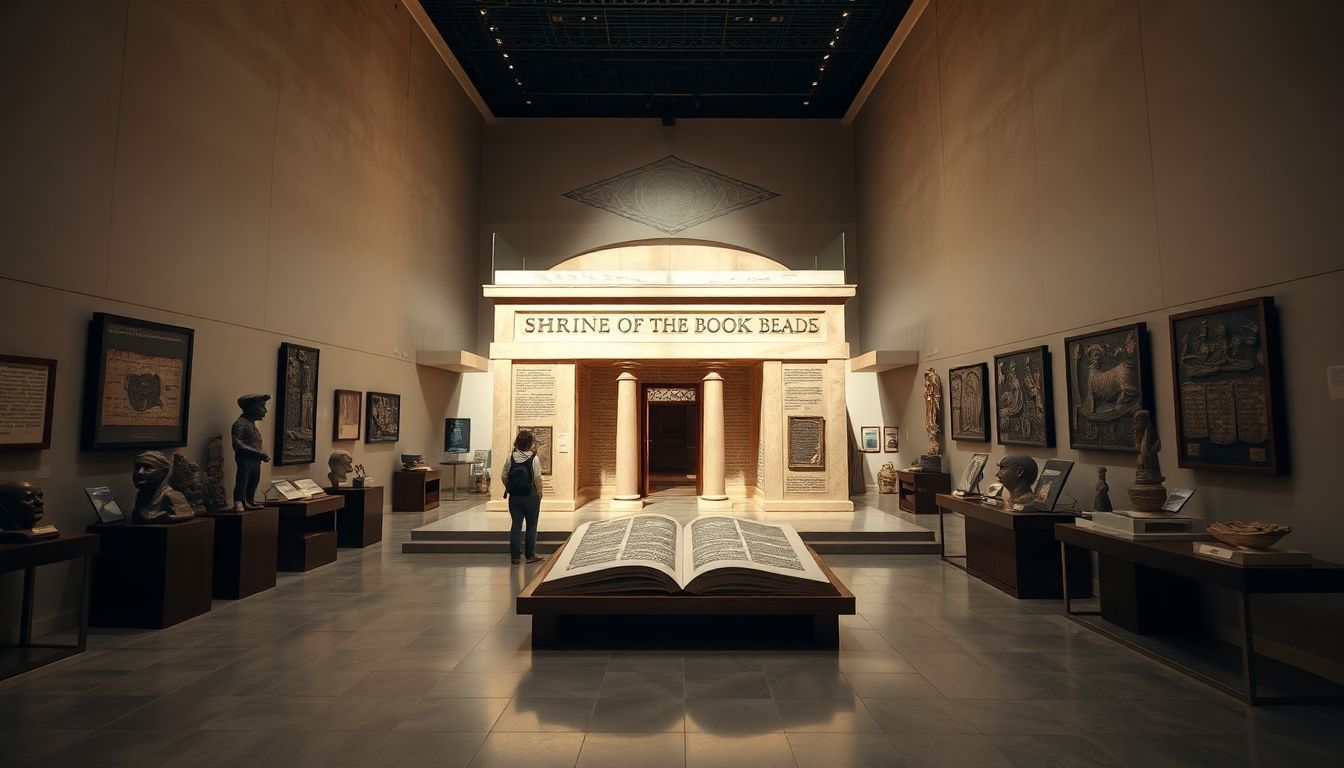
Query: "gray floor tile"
467 732 585 768
590 697 685 732
886 733 1016 768
578 732 686 768
491 696 596 732
394 695 510 731
686 732 797 768
600 669 684 698
774 695 883 733
362 731 488 768
989 734 1124 767
766 670 855 698
685 669 772 698
787 732 906 768
685 698 784 734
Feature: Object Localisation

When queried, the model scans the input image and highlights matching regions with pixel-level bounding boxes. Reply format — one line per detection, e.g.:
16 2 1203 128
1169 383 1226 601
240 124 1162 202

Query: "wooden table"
0 533 99 680
936 493 1090 599
897 469 950 515
201 508 278 599
266 495 342 571
88 518 215 628
326 484 384 548
1056 523 1344 705
517 542 855 649
393 470 440 512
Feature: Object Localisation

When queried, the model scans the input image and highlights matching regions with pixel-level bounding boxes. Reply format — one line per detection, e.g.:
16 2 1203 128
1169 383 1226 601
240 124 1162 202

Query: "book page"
682 516 828 586
543 514 682 583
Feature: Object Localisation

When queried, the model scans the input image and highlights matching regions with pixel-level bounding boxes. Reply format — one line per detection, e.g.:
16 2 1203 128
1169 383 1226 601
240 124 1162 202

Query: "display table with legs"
326 485 384 548
393 470 440 512
897 469 950 515
0 533 99 680
266 495 341 572
88 518 215 628
1056 522 1344 705
517 542 855 649
936 493 1091 599
201 508 278 599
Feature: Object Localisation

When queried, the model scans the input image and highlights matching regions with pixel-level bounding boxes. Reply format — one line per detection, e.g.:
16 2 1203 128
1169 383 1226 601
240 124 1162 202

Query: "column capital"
701 371 724 382
617 371 638 382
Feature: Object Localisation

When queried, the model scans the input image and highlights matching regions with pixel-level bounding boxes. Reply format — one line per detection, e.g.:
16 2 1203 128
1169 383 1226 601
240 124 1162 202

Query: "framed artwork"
520 425 553 474
883 426 899 452
0 355 57 450
84 486 125 525
993 345 1054 448
859 426 880 452
444 418 471 454
275 343 320 465
333 389 361 441
787 416 826 470
948 363 989 442
81 313 193 450
1064 323 1152 452
955 452 989 495
1169 297 1286 474
1029 459 1074 512
366 391 401 443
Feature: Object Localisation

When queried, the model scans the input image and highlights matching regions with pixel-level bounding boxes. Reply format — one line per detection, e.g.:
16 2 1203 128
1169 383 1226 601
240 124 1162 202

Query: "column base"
697 497 733 512
609 497 645 512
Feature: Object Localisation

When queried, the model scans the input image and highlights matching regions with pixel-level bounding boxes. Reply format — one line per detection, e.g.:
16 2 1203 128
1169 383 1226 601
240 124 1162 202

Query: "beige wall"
853 0 1343 670
0 0 482 634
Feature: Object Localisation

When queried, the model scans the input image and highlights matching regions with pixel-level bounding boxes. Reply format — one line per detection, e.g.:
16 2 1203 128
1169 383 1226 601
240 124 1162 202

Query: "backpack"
506 453 535 497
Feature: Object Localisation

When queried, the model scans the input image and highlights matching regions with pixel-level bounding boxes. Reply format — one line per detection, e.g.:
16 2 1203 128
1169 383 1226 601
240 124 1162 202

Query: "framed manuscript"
81 313 193 450
1169 297 1286 474
0 355 56 450
275 343 320 466
788 416 825 470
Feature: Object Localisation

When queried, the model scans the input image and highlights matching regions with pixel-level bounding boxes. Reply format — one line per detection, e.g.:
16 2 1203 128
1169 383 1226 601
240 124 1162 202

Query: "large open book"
537 514 835 596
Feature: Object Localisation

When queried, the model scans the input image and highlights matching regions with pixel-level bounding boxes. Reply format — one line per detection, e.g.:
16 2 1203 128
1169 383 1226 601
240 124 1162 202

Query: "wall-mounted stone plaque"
788 416 825 471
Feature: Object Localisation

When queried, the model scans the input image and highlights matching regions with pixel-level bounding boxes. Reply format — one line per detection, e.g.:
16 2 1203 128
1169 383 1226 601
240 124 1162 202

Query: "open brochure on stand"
537 514 836 596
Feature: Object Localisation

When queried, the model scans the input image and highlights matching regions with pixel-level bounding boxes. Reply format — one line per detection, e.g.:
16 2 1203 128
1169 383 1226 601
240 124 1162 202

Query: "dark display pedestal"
267 495 341 572
201 508 278 600
0 533 100 680
88 518 215 629
1098 554 1202 635
327 485 384 548
896 469 950 515
936 493 1090 599
393 470 440 512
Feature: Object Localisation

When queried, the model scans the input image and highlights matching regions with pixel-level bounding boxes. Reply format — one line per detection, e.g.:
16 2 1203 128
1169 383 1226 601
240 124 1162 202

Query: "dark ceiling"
420 1 912 118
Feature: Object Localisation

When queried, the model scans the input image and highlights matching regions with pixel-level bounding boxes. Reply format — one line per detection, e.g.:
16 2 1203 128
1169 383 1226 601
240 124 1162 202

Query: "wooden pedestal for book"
1 533 99 680
897 469 950 515
88 518 215 629
326 485 384 548
266 495 341 572
936 493 1091 599
393 470 440 512
517 542 855 649
201 508 278 600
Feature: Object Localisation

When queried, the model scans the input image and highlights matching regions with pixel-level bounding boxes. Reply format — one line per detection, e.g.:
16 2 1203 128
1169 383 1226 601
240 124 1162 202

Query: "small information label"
1196 543 1235 560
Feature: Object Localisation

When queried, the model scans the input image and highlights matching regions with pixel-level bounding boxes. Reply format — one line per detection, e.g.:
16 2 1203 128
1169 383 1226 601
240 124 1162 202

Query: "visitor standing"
503 430 545 565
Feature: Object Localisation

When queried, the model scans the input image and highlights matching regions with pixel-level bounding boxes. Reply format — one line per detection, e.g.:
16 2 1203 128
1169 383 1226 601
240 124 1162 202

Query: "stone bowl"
1207 521 1292 550
1127 484 1168 514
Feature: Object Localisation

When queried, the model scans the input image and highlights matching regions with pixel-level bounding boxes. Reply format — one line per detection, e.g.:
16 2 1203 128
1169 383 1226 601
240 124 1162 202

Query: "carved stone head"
238 393 270 421
995 455 1039 501
132 451 172 490
328 450 354 485
0 481 45 531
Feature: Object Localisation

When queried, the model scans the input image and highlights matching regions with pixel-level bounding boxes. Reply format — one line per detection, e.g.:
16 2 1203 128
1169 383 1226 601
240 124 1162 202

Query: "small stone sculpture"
1127 409 1168 514
0 481 58 539
995 454 1039 505
401 454 430 471
353 464 369 487
232 394 271 511
131 451 197 524
328 450 354 488
877 462 898 494
204 435 229 512
923 367 944 457
1094 467 1113 513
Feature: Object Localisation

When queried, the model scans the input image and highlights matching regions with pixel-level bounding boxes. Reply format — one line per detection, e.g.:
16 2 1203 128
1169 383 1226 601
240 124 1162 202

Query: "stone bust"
132 451 195 525
328 450 354 488
995 454 1039 505
0 481 48 532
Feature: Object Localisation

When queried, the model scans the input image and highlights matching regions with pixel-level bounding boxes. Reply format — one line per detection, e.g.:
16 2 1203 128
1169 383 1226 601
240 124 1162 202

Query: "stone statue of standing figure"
232 394 271 511
923 368 944 457
1127 409 1168 513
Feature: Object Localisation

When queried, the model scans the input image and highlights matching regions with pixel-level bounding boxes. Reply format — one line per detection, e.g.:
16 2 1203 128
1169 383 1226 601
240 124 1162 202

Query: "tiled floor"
2 494 1339 767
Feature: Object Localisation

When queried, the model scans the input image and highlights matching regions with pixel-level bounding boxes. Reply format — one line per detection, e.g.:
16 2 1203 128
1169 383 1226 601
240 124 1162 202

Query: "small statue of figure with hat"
232 394 271 511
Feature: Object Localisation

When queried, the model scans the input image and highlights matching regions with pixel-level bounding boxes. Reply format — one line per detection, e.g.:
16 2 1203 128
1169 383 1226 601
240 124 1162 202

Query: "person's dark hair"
514 430 535 452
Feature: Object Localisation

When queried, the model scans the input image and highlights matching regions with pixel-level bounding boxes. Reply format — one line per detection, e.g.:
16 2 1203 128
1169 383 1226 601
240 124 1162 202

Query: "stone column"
698 371 731 512
611 371 643 511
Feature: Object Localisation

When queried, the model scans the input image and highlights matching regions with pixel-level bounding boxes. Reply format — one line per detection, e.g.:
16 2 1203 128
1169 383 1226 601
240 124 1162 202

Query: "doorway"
642 384 700 496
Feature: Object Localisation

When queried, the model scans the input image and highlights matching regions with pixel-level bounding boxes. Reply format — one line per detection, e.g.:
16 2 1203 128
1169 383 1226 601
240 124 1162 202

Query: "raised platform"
403 495 937 555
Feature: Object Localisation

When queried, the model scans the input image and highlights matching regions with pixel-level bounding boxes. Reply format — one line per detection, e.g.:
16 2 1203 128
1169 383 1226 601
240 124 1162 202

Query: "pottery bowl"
1207 521 1291 550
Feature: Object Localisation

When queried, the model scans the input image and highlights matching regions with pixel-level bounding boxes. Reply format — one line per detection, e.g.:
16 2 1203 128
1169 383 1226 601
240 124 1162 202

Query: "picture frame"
883 426 899 453
444 418 471 454
275 343 320 466
1028 459 1074 512
365 391 401 443
1063 323 1153 452
859 426 880 453
332 389 361 441
0 355 57 450
84 486 125 525
993 345 1054 448
81 313 194 450
787 416 826 471
1169 297 1287 474
955 452 989 495
519 425 553 474
948 363 990 442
